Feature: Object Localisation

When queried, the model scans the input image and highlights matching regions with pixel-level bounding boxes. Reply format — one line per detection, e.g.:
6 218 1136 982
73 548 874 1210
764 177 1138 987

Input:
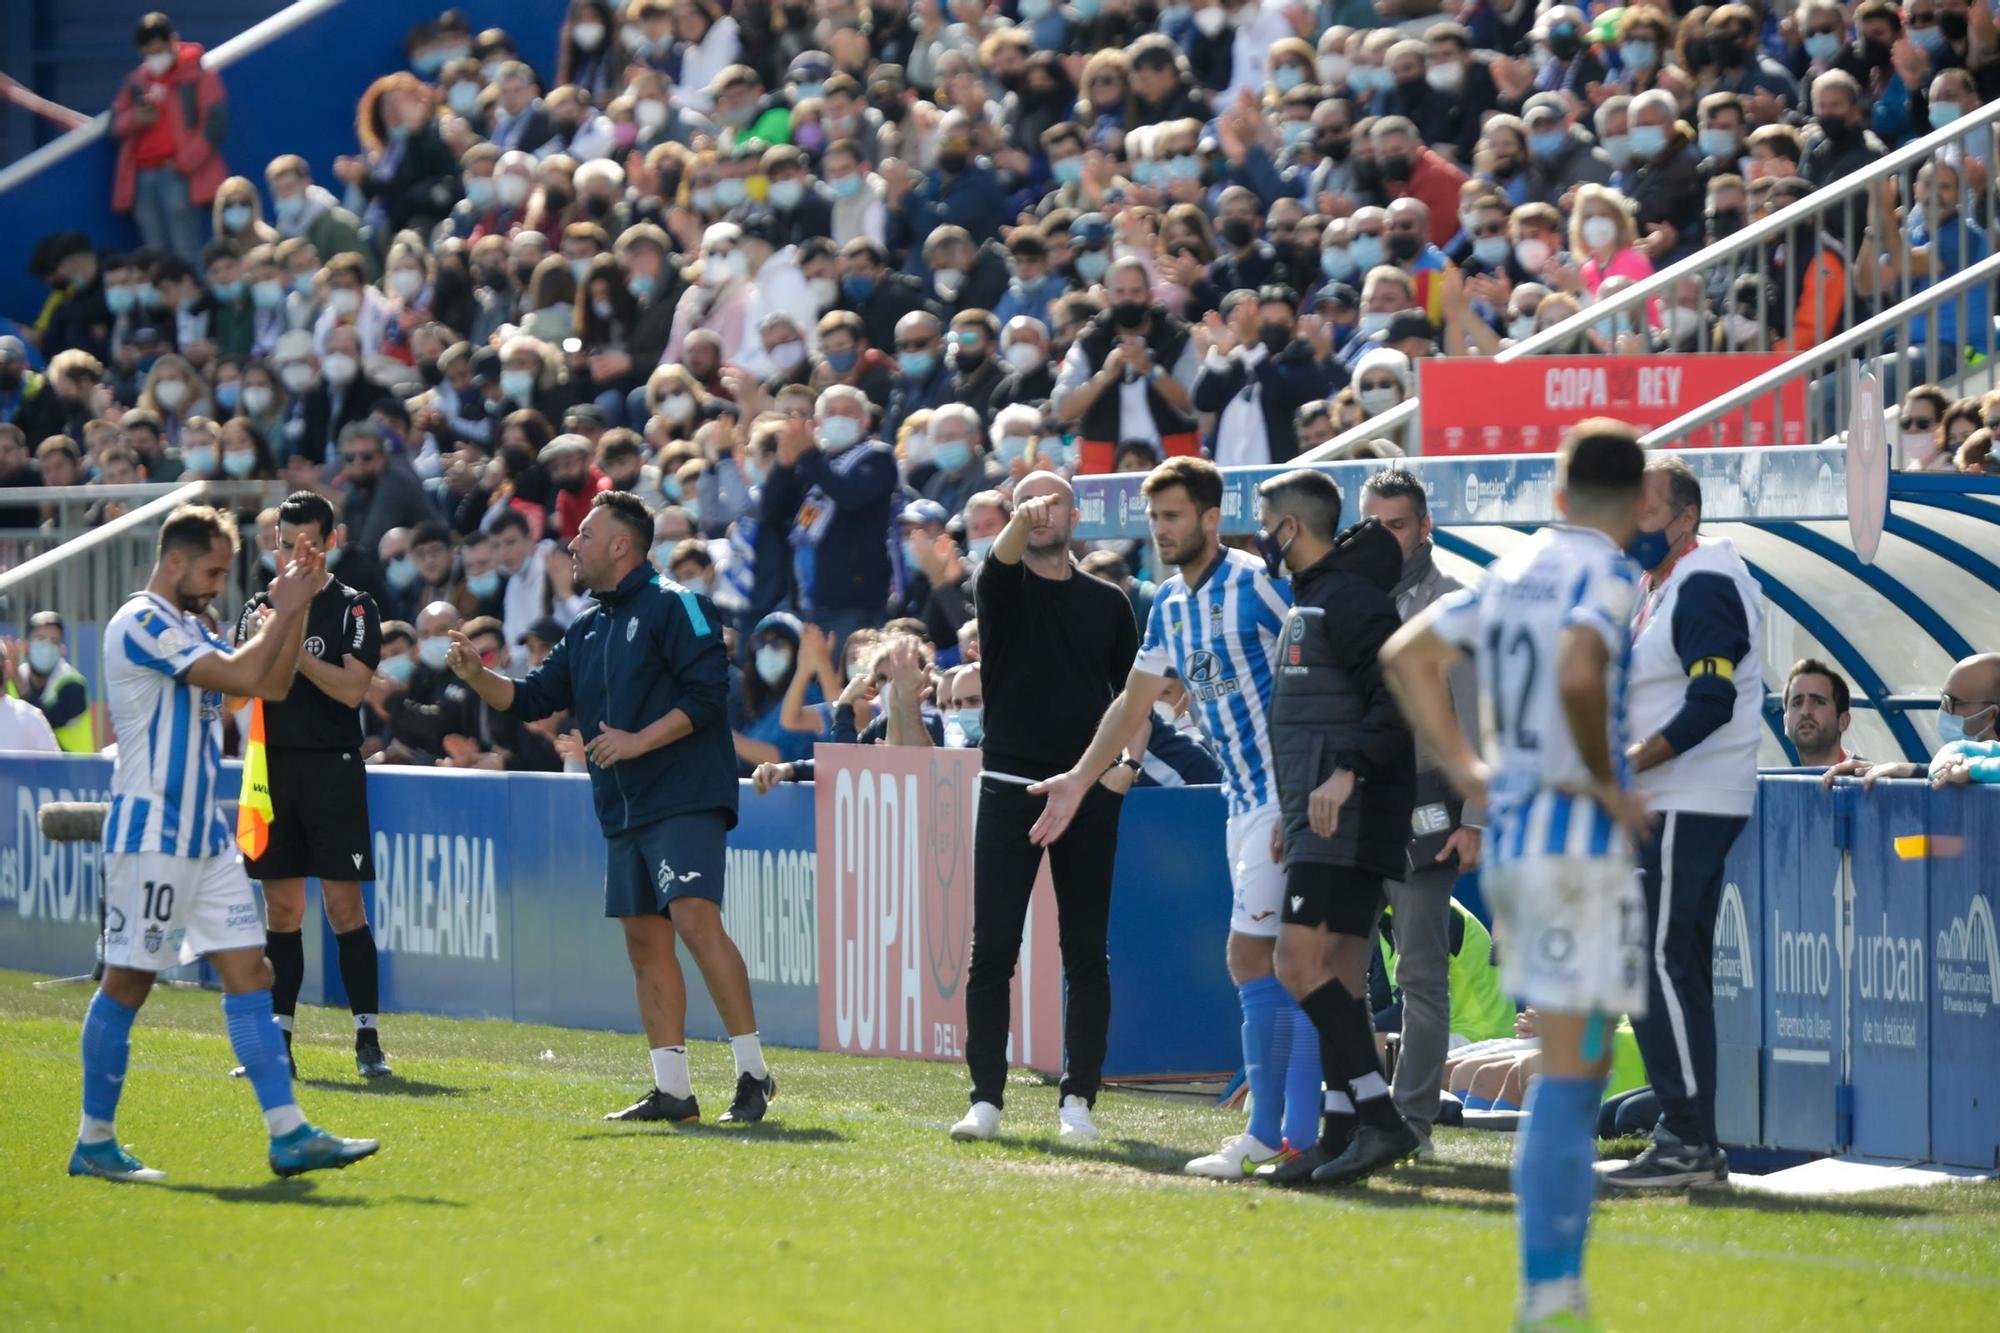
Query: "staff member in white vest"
1602 455 1761 1191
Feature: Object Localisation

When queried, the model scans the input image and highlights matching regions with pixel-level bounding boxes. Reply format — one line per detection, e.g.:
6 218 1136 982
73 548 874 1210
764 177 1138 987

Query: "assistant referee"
235 491 390 1080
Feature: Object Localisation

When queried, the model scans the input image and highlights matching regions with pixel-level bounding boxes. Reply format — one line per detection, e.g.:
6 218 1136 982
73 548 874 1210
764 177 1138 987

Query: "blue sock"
80 989 138 1135
223 990 301 1131
1464 1092 1493 1110
1493 1098 1522 1112
1514 1074 1607 1286
1277 996 1324 1149
1238 976 1285 1148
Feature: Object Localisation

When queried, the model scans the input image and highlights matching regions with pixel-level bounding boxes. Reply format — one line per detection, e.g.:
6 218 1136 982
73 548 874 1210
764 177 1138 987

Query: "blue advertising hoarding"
1848 782 1932 1161
1758 777 1844 1152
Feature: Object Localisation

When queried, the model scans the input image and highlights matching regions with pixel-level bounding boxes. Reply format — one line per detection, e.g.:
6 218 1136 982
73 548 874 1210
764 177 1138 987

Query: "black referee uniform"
965 550 1138 1113
237 576 384 1061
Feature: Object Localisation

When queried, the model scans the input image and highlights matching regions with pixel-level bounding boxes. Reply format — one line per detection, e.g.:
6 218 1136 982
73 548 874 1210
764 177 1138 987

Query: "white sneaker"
950 1101 1002 1142
1057 1095 1100 1143
1184 1132 1281 1178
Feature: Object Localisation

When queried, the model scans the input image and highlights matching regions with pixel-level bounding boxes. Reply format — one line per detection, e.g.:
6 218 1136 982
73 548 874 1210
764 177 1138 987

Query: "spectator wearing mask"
821 138 888 246
1053 258 1200 474
920 402 1007 518
944 310 1007 424
885 113 1007 249
837 237 941 352
762 145 836 248
1625 90 1705 265
7 612 93 752
1701 4 1802 109
111 12 227 264
1192 285 1332 466
855 635 949 747
337 73 459 239
990 317 1057 413
1801 70 1885 248
811 310 897 414
265 155 374 276
0 337 64 447
1209 190 1281 295
666 223 752 366
1522 94 1614 205
1572 185 1655 304
541 434 612 545
732 210 819 379
884 310 955 442
732 612 818 773
1826 654 2000 787
1855 159 1990 396
764 386 901 644
994 231 1067 328
1783 658 1855 768
337 422 429 559
1370 117 1467 249
376 600 481 763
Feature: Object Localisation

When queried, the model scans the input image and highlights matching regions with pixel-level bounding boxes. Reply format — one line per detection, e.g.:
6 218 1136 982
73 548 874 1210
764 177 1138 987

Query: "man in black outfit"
1253 470 1420 1186
233 491 391 1080
950 471 1138 1146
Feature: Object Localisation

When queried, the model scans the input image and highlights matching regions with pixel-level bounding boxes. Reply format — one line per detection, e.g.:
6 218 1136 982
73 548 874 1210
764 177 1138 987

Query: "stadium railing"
1299 99 2000 462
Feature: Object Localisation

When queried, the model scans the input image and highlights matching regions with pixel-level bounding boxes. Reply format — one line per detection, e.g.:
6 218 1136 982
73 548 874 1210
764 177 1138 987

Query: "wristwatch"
1115 756 1142 773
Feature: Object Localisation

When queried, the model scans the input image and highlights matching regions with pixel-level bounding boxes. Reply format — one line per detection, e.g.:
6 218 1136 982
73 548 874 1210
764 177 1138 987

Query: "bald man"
949 472 1139 1146
1825 653 2000 787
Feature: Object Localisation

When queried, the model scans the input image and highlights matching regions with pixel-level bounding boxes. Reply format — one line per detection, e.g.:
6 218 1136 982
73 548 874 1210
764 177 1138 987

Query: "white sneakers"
950 1101 1002 1142
1184 1132 1281 1178
949 1095 1100 1143
1057 1095 1100 1143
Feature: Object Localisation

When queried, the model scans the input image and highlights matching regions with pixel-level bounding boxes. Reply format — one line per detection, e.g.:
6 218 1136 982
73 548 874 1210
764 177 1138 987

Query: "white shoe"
1184 1132 1281 1178
950 1101 1002 1142
1057 1095 1100 1143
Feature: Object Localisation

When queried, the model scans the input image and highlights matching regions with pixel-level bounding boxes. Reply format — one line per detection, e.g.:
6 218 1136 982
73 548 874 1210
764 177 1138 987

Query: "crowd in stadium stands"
4 2 2000 767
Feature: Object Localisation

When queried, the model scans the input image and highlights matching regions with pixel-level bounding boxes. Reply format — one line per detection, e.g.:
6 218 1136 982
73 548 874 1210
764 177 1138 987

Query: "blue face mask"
1075 250 1110 282
1348 235 1384 272
1039 440 1070 469
1629 124 1668 159
1473 235 1511 266
1529 129 1568 159
755 645 793 686
1158 3 1191 27
897 350 935 379
715 178 749 208
820 414 863 449
1699 128 1738 160
1052 156 1085 187
933 439 972 474
275 195 305 225
1625 525 1672 571
629 273 656 300
106 286 136 314
216 381 243 411
1321 247 1356 280
1071 0 1101 17
1280 119 1313 148
386 554 418 589
212 279 246 302
1931 102 1965 130
380 654 415 686
222 205 253 232
831 171 867 199
842 273 877 302
1911 27 1949 59
1938 702 1996 744
1601 133 1635 168
1620 40 1658 70
951 709 984 746
825 347 859 373
1167 153 1200 181
466 569 502 598
251 279 286 310
768 178 805 209
1273 65 1306 93
1804 31 1843 62
1133 159 1168 188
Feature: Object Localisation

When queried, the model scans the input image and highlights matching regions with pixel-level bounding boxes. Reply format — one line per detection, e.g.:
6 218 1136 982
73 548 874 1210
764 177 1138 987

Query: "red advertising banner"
814 745 1063 1073
1419 354 1809 454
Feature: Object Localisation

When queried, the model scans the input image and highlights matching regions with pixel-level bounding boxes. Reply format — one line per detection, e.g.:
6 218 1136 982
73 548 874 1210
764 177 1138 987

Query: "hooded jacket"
1269 519 1417 879
111 41 227 214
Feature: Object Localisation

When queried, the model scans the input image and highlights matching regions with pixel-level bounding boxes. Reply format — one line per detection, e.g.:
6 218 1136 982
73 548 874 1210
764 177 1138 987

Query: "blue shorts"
604 812 728 918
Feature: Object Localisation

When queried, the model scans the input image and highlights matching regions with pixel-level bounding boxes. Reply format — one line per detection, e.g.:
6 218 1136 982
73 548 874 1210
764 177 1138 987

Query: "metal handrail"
1298 99 2000 464
0 482 204 596
1639 249 2000 447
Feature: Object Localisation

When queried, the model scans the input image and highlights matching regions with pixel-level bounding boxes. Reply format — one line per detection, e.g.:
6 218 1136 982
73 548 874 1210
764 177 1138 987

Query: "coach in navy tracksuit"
443 490 777 1127
1604 457 1762 1190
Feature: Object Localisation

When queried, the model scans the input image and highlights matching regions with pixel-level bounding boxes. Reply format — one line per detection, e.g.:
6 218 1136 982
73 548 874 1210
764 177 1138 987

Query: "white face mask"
809 275 839 308
497 174 531 206
390 268 424 299
572 21 605 50
281 362 315 393
242 384 275 414
700 252 743 287
145 51 175 76
662 392 695 422
1358 386 1401 414
1426 61 1464 92
1194 6 1227 35
1515 238 1552 272
153 379 188 408
322 353 359 386
636 98 668 130
1004 341 1042 372
1581 215 1618 251
328 288 361 317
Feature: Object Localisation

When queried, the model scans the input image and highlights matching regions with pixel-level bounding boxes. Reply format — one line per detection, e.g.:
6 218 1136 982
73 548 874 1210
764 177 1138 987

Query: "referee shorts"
1281 862 1385 937
245 748 375 883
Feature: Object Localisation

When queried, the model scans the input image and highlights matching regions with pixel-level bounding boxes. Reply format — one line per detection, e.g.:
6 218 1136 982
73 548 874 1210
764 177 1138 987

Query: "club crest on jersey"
304 636 326 657
143 923 163 953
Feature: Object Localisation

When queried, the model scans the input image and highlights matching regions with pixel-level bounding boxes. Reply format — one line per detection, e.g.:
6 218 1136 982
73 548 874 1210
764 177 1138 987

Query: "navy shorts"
604 812 728 918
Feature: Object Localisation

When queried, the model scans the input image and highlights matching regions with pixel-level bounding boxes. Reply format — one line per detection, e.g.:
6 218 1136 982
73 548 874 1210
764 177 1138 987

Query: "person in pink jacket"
111 13 229 264
664 222 751 368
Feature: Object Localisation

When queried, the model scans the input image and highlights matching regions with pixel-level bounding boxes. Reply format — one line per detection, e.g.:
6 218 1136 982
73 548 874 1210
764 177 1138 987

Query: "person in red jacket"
1370 116 1469 250
542 435 613 543
112 13 228 265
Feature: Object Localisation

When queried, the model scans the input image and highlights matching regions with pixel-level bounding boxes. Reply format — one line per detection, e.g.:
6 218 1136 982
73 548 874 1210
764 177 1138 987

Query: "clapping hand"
265 535 323 613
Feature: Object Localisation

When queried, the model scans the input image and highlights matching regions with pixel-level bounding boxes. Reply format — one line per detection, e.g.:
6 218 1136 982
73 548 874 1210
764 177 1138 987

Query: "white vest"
1627 537 1764 817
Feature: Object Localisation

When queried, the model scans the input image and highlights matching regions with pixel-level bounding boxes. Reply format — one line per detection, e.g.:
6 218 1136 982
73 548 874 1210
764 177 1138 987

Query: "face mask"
1931 102 1965 130
1724 313 1765 346
247 278 285 311
898 350 936 378
1221 217 1257 249
222 204 254 232
934 268 966 299
330 288 364 318
571 19 606 49
1357 310 1393 337
154 379 189 408
1111 300 1148 331
183 444 218 475
1939 701 1996 744
1625 524 1673 571
1912 26 1949 57
714 178 749 208
658 391 695 424
820 414 863 450
755 645 793 686
1318 54 1349 86
275 195 306 225
390 268 424 300
372 653 412 687
466 570 502 599
1699 128 1738 161
498 175 531 207
1581 215 1618 251
1629 124 1667 160
1273 64 1306 93
1003 341 1042 373
419 636 452 670
1349 235 1385 272
1075 250 1111 283
135 282 161 308
1514 238 1552 272
996 433 1029 464
1529 129 1568 159
1508 313 1538 341
949 709 984 746
564 256 591 284
242 384 275 415
702 252 744 287
259 549 279 573
1601 133 1634 168
1548 25 1582 60
1426 62 1464 93
1387 232 1422 263
445 81 481 115
291 273 315 298
1804 31 1842 62
1358 386 1400 414
323 353 359 386
1460 234 1508 269
1621 39 1658 70
106 286 136 314
766 178 806 211
1254 520 1293 579
1380 154 1414 182
1319 246 1356 281
281 362 315 393
933 438 972 474
27 640 61 674
1194 6 1227 36
1051 156 1085 187
146 51 175 76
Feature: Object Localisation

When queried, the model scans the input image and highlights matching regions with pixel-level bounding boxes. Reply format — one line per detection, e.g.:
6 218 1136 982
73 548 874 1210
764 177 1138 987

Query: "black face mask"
1941 12 1969 40
1258 322 1292 354
554 471 585 493
1220 217 1256 248
953 345 988 372
1713 39 1747 68
937 150 969 174
544 187 573 211
1316 133 1351 162
419 359 445 388
0 368 20 391
1707 207 1746 242
513 261 538 286
1862 38 1893 64
1380 154 1414 182
871 95 904 120
1111 300 1148 330
1817 115 1857 143
1387 232 1422 263
584 195 612 219
1352 158 1382 189
1684 36 1714 67
1397 74 1427 95
479 263 511 289
1549 28 1581 60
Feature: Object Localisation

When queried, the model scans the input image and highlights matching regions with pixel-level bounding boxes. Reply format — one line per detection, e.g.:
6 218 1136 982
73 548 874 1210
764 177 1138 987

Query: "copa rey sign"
815 745 1061 1072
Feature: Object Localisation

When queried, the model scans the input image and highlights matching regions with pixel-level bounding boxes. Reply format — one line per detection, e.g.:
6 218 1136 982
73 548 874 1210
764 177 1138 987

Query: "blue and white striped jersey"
1429 525 1641 864
1134 547 1291 817
102 592 233 857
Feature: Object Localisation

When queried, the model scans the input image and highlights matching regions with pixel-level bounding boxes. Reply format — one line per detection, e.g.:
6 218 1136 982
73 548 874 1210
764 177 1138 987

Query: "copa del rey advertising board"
815 745 1062 1073
1420 354 1808 454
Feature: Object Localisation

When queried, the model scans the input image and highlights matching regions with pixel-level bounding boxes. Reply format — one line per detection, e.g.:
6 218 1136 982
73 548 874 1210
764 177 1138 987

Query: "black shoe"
1311 1118 1423 1186
355 1033 391 1079
1254 1142 1340 1186
720 1071 776 1124
605 1087 700 1122
1599 1139 1728 1190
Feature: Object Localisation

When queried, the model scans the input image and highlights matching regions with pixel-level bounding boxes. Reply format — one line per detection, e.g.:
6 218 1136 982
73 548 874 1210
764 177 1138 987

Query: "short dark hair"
489 508 533 539
1362 467 1428 520
591 488 655 552
276 489 337 542
411 520 452 551
1558 419 1646 510
158 503 240 561
135 12 175 46
1141 455 1225 512
381 619 416 648
1257 468 1343 540
1786 657 1852 715
28 610 64 634
668 538 712 571
1645 454 1703 519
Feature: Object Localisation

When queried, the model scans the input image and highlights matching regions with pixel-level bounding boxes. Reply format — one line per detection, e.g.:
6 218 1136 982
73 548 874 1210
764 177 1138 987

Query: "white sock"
730 1032 767 1080
354 1014 377 1031
1351 1071 1390 1102
650 1045 691 1098
276 1013 294 1033
264 1103 307 1137
78 1113 116 1145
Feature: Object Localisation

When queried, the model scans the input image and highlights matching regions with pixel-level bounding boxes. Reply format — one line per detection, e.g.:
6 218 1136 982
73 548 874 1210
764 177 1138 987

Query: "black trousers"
965 776 1123 1108
1631 809 1749 1149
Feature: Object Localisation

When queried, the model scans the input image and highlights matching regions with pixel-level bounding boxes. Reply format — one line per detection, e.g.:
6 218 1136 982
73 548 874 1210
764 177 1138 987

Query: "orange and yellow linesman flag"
236 698 273 859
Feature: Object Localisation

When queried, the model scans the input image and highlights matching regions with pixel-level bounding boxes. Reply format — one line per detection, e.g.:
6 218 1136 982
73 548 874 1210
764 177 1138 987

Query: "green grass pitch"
2 968 1995 1330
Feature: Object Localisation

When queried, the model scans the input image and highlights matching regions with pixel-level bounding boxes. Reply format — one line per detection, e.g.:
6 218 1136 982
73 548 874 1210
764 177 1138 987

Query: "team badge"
304 636 326 657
